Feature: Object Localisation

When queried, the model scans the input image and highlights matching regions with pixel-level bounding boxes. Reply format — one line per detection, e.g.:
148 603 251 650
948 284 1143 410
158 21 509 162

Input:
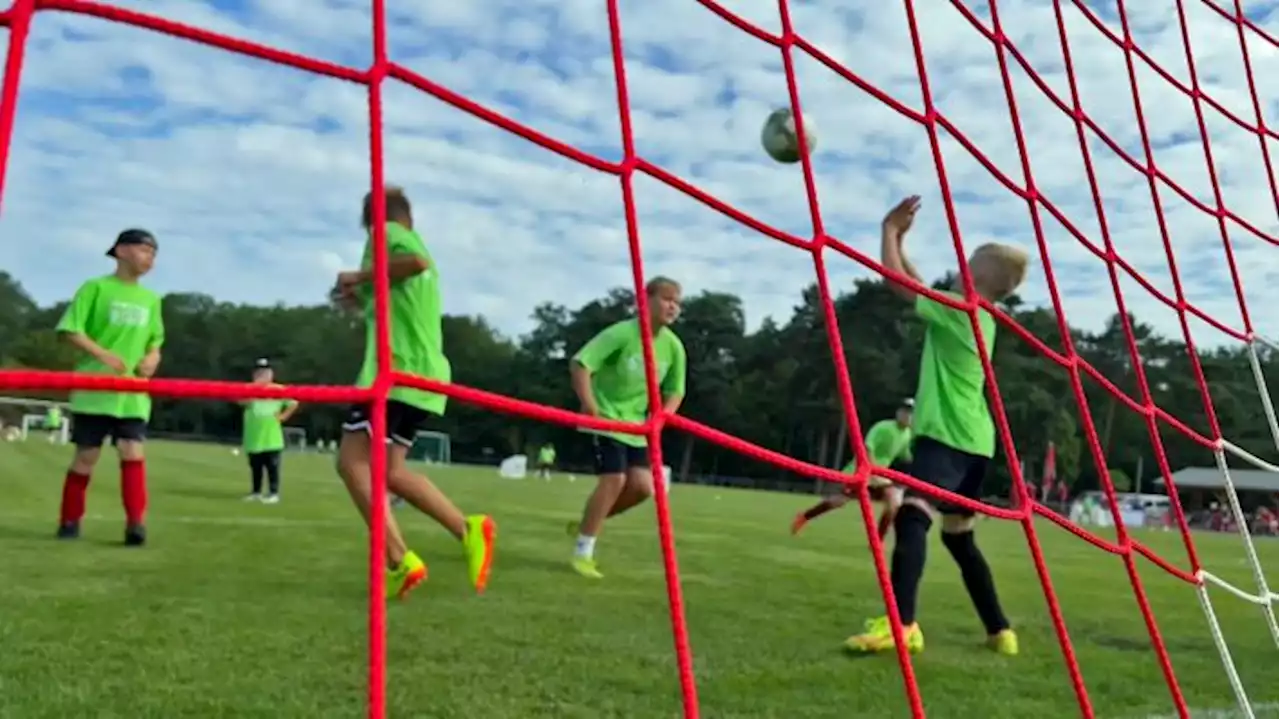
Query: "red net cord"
1 2 1276 718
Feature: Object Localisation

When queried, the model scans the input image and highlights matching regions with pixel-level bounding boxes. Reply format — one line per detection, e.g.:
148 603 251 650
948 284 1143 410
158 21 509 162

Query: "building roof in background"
1159 467 1277 493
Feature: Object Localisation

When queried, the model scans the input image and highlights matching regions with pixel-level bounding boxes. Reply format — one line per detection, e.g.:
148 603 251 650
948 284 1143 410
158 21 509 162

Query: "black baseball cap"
107 228 158 258
899 398 915 409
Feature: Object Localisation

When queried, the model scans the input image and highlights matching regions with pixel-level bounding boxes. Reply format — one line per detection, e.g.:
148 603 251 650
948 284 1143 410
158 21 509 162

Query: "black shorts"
341 400 431 448
903 436 989 516
70 414 147 448
248 450 282 471
592 435 650 475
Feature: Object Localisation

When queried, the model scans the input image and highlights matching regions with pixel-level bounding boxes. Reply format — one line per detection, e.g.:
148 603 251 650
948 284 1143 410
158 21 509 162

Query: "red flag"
1041 442 1057 503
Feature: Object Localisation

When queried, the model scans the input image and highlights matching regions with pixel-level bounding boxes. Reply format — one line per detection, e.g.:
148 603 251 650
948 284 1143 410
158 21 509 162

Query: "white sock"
574 534 596 559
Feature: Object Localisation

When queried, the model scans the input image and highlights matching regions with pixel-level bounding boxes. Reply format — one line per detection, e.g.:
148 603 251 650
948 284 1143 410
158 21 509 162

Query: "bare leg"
386 443 466 540
336 431 408 568
606 467 655 519
579 474 626 537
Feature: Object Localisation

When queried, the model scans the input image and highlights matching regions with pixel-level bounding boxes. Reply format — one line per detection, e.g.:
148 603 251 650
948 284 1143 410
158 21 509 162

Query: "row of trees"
1 270 1274 497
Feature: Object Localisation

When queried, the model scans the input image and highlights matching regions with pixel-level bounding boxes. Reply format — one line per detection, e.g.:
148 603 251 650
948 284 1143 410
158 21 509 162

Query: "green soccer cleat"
843 616 925 655
987 628 1018 656
462 515 497 594
388 550 428 601
570 555 604 579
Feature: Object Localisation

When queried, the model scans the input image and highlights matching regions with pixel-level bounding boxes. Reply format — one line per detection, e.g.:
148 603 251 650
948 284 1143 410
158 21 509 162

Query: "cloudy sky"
0 0 1276 353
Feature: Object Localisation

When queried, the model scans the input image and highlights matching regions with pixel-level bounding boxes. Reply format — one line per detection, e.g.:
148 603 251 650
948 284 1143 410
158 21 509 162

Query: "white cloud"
0 0 1275 361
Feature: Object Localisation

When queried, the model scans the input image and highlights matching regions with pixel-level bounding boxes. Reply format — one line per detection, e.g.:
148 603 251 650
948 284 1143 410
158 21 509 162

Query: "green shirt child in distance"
792 401 915 537
54 227 164 545
535 443 557 480
331 186 495 598
842 418 914 477
538 444 556 464
568 276 688 579
241 358 299 502
243 399 296 454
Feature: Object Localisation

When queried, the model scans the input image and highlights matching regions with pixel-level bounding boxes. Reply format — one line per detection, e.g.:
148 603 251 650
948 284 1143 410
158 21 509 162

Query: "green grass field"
0 440 1275 718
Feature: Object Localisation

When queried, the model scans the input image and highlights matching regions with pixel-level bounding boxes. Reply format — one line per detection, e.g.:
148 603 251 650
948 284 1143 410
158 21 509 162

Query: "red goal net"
1 1 1276 718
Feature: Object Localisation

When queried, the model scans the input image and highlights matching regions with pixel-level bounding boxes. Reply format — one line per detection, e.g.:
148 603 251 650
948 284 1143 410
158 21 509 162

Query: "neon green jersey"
538 445 556 463
354 222 451 415
55 275 165 420
842 419 913 474
573 318 686 448
243 394 296 453
45 406 63 429
912 292 996 458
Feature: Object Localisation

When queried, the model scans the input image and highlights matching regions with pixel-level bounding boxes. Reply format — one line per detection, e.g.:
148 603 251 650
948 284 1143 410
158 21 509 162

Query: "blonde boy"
845 196 1027 657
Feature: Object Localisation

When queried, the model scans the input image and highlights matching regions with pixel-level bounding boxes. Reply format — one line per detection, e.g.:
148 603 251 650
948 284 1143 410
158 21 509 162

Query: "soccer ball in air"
761 107 817 163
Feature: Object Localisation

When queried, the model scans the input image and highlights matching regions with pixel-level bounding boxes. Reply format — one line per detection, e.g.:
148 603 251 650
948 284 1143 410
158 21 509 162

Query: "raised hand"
882 195 922 237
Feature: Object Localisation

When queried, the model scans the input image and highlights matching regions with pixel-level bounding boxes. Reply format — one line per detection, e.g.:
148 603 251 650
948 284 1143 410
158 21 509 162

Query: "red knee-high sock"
120 460 147 526
60 471 91 524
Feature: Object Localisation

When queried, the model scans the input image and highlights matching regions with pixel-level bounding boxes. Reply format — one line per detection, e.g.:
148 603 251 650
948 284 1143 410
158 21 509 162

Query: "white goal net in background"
283 427 308 452
407 430 451 465
0 396 69 444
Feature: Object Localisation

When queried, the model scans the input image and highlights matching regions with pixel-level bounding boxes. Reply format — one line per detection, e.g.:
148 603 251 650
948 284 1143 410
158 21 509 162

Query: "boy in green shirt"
566 277 688 580
43 405 64 443
791 398 915 538
535 442 556 481
332 186 495 601
241 358 299 504
55 229 165 547
845 196 1026 657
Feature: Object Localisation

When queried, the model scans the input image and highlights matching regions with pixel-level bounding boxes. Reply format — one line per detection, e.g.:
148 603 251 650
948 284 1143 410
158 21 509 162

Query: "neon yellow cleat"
843 616 925 654
570 556 604 579
462 515 497 594
987 628 1018 656
387 550 428 601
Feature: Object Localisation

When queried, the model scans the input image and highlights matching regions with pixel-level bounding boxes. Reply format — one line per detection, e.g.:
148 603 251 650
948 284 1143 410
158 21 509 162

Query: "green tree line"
1 270 1274 497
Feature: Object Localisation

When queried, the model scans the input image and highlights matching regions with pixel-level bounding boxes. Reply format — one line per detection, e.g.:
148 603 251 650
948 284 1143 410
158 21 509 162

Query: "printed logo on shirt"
108 301 151 327
624 352 668 379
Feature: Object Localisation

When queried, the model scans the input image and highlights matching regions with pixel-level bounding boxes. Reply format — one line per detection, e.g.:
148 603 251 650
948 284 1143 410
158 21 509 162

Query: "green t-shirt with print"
842 419 913 478
573 318 687 448
243 395 296 454
912 292 997 458
354 222 451 415
55 275 165 420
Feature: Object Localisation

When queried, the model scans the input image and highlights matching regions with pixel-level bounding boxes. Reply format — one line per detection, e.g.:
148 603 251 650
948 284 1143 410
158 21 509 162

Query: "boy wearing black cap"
790 398 915 539
240 358 299 504
54 228 164 546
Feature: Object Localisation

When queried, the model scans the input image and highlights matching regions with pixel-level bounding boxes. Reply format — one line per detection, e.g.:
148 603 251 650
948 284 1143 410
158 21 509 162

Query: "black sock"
889 505 932 626
942 530 1010 635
